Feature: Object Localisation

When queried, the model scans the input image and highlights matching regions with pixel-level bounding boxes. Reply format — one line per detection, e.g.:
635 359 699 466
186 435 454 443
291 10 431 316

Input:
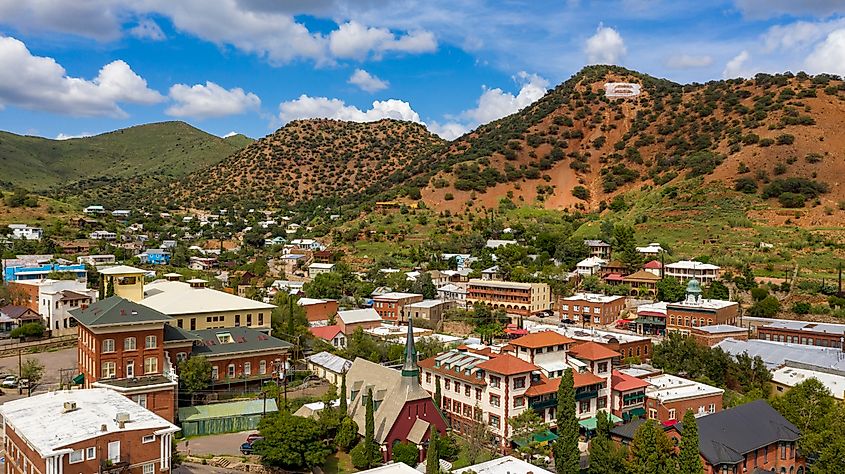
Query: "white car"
1 375 17 388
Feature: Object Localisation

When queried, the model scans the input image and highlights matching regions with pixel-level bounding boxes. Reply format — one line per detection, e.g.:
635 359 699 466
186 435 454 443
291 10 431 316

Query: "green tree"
657 277 685 302
704 281 729 300
335 416 359 452
361 387 380 468
628 420 674 474
411 273 437 299
178 356 212 405
98 277 105 299
747 295 780 318
392 441 419 466
614 224 642 273
105 277 115 297
588 411 626 474
434 377 442 409
303 271 344 299
257 411 331 470
426 426 440 474
11 323 45 339
339 372 348 414
678 410 703 474
20 358 44 395
554 368 579 474
509 409 549 460
772 378 837 460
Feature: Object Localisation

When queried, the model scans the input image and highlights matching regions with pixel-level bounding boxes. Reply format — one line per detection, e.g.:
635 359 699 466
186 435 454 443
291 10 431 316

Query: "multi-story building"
99 265 147 302
621 270 661 297
666 400 804 474
297 298 339 323
749 317 845 348
437 283 467 308
337 308 383 334
189 326 292 387
642 373 723 424
11 279 97 335
575 257 606 276
690 324 748 347
559 293 625 327
77 254 117 266
307 262 336 279
584 240 611 259
610 369 649 422
401 299 456 327
466 279 551 317
2 256 87 283
666 280 738 335
0 388 179 474
372 292 423 323
141 276 275 333
548 325 653 362
664 260 720 284
7 223 43 240
507 331 575 377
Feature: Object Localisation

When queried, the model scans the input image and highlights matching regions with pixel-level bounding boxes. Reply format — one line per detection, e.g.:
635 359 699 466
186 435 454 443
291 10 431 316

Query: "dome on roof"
686 278 702 294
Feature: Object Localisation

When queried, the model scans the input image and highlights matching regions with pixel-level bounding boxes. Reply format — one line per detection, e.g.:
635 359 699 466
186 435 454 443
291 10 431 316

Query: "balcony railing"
101 456 130 474
623 393 645 402
530 398 557 411
575 390 598 401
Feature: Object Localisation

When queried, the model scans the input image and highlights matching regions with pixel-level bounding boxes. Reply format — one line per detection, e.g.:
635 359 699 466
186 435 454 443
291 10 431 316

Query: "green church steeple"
401 317 419 377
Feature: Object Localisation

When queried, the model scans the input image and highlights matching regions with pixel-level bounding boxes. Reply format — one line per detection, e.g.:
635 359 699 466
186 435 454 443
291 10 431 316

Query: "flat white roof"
665 260 720 271
297 297 329 306
468 279 535 289
308 263 335 269
645 374 723 402
374 292 422 300
337 308 382 324
772 365 845 400
668 298 736 310
406 299 450 309
453 455 554 474
0 389 177 457
760 319 845 335
142 280 274 315
694 324 747 334
357 463 420 474
576 257 607 267
98 265 146 275
563 292 625 303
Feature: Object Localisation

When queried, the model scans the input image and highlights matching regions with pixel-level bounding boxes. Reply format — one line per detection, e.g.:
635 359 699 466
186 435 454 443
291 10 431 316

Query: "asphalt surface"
0 347 77 403
179 430 259 457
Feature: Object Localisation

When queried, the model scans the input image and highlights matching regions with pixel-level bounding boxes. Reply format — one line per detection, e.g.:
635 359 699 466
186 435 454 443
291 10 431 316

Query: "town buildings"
466 279 551 317
664 260 720 284
0 305 41 332
402 299 456 327
610 370 649 421
749 317 845 348
99 265 147 302
584 240 611 259
372 292 423 323
771 362 845 400
306 351 352 385
189 326 292 387
2 255 87 283
11 279 97 334
7 223 43 240
641 373 723 423
690 324 748 347
309 325 347 348
437 283 467 308
559 293 625 327
621 270 661 296
575 257 606 276
297 298 339 323
666 280 738 334
307 262 336 279
0 389 179 474
337 308 383 334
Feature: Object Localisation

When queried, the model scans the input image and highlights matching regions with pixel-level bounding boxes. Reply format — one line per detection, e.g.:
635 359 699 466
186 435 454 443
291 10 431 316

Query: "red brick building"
666 280 738 335
297 298 339 323
0 388 179 474
691 325 748 347
372 292 423 323
750 317 845 349
559 293 625 327
642 373 724 424
189 326 292 386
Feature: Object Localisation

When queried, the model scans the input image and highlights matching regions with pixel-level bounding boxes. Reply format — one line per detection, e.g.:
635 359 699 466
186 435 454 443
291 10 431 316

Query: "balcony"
575 390 598 401
530 398 557 411
101 456 130 474
623 392 645 403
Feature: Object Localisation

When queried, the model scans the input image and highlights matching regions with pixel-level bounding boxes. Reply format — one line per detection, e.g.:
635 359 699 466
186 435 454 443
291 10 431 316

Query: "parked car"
239 443 254 455
245 434 263 445
561 319 575 325
1 375 17 388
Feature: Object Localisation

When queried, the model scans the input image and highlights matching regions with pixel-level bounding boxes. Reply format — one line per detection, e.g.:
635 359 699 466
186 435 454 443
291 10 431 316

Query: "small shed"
178 399 278 437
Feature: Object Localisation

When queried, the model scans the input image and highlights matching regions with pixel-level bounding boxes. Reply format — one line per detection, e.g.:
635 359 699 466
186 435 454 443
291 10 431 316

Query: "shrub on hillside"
571 186 590 201
734 177 757 194
778 192 806 208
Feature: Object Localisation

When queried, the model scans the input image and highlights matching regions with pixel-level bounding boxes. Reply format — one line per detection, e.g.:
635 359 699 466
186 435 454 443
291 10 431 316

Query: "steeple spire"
401 317 419 377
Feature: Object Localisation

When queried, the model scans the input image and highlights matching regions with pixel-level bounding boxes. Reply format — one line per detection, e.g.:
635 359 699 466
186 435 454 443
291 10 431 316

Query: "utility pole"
273 358 282 409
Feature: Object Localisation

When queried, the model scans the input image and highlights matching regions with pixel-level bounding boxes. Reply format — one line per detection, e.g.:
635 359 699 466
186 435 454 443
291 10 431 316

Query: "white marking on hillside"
604 82 641 98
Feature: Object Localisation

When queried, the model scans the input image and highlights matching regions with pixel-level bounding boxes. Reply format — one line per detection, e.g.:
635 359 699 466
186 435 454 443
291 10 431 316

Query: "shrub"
791 302 811 315
776 134 795 145
773 163 787 175
10 323 45 339
571 186 590 201
391 441 419 466
778 192 806 208
805 153 823 164
750 287 769 302
762 178 828 199
734 177 757 194
759 138 775 147
444 193 454 201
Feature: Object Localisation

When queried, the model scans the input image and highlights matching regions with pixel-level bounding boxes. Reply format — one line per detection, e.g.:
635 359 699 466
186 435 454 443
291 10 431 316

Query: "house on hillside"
7 224 43 241
584 240 611 259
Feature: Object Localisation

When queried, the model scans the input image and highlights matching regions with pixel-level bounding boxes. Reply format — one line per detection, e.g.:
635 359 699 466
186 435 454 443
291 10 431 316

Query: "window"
177 319 183 328
708 403 716 413
260 360 267 375
490 376 501 388
455 382 461 392
490 394 501 407
444 379 450 390
124 337 136 351
145 335 156 349
102 339 115 353
476 388 482 400
597 397 607 409
144 357 158 374
597 362 608 373
579 399 590 414
142 435 155 444
212 366 219 380
780 443 787 460
489 414 500 428
247 314 253 326
244 362 251 376
465 385 470 396
126 360 134 378
514 396 525 408
562 304 569 311
132 394 147 408
258 313 264 325
235 314 241 326
513 377 525 389
86 447 96 460
443 398 451 411
668 409 676 420
228 364 236 378
190 318 196 330
69 449 84 463
648 408 657 419
143 463 155 474
101 361 116 379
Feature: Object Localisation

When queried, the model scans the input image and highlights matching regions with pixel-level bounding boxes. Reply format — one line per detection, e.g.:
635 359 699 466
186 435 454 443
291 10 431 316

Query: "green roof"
578 413 623 431
164 323 202 342
70 296 172 327
513 429 558 447
190 326 293 357
178 399 278 421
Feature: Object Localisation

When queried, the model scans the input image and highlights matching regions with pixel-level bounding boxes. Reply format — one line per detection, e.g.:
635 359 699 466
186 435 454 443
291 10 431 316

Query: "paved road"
178 430 259 457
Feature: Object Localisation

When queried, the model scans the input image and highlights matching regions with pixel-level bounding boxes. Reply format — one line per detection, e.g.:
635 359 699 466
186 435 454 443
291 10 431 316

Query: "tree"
339 372 348 414
509 409 549 460
772 378 837 459
411 273 437 299
303 271 344 299
747 295 780 318
588 411 627 474
257 411 332 470
98 277 105 299
657 277 685 302
628 419 674 474
678 410 703 474
361 387 380 468
11 323 45 339
704 281 729 300
434 377 442 409
392 441 419 466
178 356 212 405
614 224 642 273
105 277 115 297
554 368 579 474
336 416 359 452
20 358 44 395
426 426 440 474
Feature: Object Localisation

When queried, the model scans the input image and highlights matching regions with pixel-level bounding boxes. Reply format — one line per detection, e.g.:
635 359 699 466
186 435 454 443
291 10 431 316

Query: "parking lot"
0 347 77 403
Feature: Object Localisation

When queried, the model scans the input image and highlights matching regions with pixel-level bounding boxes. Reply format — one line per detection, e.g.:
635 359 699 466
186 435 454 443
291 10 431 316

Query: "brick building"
372 292 423 323
337 308 383 334
466 279 551 317
297 298 339 323
750 317 845 348
642 373 723 424
690 324 748 347
666 280 738 335
0 388 179 474
559 293 625 327
10 279 97 335
189 326 292 386
610 369 649 421
401 299 457 327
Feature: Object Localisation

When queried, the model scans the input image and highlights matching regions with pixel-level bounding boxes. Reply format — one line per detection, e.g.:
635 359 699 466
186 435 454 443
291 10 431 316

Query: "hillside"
166 119 446 209
0 121 249 192
423 66 845 215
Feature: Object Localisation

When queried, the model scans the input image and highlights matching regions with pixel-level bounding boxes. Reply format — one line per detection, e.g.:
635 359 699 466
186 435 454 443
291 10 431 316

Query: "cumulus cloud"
55 132 93 140
348 69 389 93
166 81 260 119
0 1 124 40
0 36 163 116
130 18 166 41
722 50 751 78
761 19 845 52
328 21 436 60
278 96 421 124
427 121 469 141
806 29 845 76
222 131 239 138
665 54 713 69
585 24 626 64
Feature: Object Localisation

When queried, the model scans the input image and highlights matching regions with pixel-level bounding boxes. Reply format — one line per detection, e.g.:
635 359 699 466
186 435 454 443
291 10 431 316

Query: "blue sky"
0 1 844 141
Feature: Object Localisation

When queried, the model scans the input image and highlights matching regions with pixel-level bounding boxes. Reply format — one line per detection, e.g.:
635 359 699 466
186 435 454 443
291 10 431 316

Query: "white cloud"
278 95 421 124
328 21 436 60
166 81 260 119
222 131 239 138
0 36 163 117
55 132 92 140
585 24 626 64
722 50 751 78
734 0 845 19
806 29 845 76
0 1 123 40
348 69 389 93
427 121 469 141
130 18 165 41
665 54 713 69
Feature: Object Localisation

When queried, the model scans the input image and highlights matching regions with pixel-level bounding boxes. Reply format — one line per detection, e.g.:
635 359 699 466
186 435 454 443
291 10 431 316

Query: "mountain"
422 65 845 213
166 118 446 209
0 121 249 192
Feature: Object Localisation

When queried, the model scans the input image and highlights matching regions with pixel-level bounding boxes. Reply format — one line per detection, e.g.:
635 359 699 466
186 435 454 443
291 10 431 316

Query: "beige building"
401 299 456 326
98 265 147 302
466 279 551 317
140 278 275 333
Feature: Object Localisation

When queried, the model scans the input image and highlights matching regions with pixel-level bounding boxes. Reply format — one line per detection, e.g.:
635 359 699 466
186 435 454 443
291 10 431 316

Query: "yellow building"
466 279 551 317
98 265 147 302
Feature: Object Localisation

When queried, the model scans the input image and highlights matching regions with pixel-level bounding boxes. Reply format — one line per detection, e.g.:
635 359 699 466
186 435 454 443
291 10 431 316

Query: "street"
178 430 258 457
0 347 76 403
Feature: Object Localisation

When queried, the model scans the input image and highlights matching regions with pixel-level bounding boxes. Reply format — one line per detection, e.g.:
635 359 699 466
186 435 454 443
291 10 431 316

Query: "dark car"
240 443 254 455
561 318 575 325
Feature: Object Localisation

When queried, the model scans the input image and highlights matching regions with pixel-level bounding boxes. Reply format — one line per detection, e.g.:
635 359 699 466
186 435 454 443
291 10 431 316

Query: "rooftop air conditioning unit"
63 401 77 413
116 412 131 424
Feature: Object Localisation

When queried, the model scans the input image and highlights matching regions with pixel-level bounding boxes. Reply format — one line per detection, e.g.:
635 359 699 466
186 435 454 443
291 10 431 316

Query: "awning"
513 430 559 447
72 373 84 385
623 407 646 420
578 413 623 430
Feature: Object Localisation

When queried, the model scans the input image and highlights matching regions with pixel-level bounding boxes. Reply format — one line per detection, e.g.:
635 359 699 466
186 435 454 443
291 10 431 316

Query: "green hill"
0 121 249 191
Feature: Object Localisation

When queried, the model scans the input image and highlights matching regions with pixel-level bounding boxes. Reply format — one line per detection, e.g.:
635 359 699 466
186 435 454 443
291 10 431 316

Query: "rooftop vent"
116 412 131 428
101 424 108 432
62 401 77 413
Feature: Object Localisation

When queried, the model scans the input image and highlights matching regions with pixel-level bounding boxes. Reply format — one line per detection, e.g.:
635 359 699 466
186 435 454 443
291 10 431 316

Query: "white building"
83 205 105 214
635 243 663 256
307 262 336 279
8 224 43 241
454 456 554 474
485 239 517 249
14 279 97 334
76 255 116 266
644 373 724 418
111 210 131 218
575 257 607 276
291 238 325 251
89 230 117 241
772 363 845 400
437 283 467 308
664 260 720 284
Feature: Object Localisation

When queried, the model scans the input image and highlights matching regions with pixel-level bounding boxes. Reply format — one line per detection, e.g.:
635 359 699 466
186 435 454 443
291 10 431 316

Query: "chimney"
116 412 131 428
100 424 108 432
62 401 78 413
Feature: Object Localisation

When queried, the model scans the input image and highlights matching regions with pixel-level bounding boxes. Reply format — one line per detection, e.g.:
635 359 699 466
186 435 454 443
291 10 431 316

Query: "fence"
0 335 77 358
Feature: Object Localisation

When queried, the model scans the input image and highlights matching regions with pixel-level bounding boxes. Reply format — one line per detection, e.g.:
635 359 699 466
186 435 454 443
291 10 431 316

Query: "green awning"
579 414 623 431
628 407 646 417
513 430 559 447
72 373 84 385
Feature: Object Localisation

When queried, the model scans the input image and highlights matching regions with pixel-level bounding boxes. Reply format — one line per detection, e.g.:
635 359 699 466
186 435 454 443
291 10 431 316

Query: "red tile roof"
510 331 575 348
475 353 538 375
524 370 606 396
603 273 625 282
574 371 606 388
611 369 650 392
643 260 663 269
309 325 343 341
569 341 621 361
